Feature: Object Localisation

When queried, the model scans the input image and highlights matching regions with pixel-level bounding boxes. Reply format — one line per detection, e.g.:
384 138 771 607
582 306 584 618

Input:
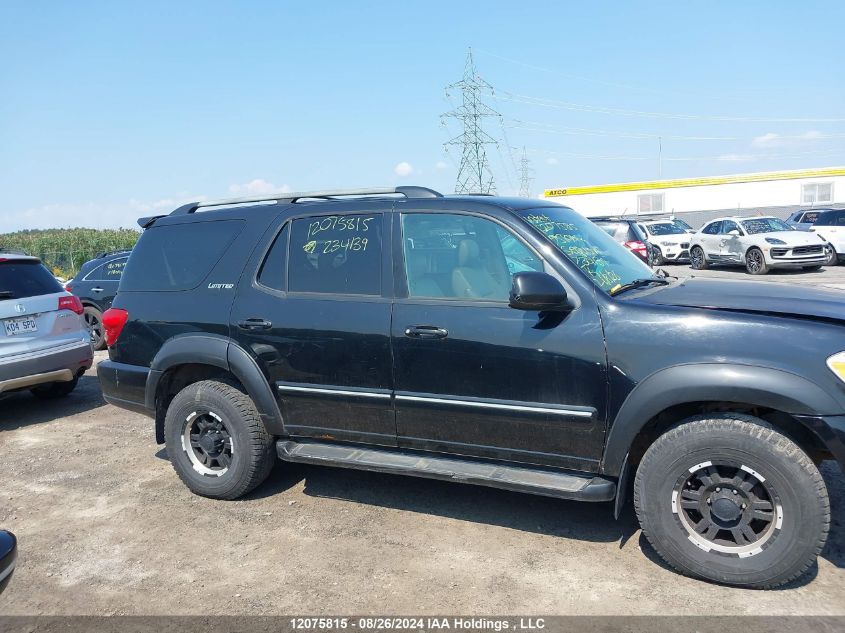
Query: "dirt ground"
2 266 844 616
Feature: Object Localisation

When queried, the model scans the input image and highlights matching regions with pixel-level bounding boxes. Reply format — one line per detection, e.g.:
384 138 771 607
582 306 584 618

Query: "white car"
809 209 845 266
690 216 829 275
638 220 691 265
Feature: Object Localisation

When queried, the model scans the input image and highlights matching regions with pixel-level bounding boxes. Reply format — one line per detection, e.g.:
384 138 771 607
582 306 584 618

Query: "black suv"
98 186 845 588
68 249 131 349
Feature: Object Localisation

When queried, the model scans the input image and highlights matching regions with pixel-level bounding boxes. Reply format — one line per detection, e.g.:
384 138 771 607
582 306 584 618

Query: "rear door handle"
91 287 104 293
237 318 273 330
404 325 448 339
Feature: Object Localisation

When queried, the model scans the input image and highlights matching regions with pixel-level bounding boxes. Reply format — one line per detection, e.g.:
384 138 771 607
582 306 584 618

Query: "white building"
543 166 845 224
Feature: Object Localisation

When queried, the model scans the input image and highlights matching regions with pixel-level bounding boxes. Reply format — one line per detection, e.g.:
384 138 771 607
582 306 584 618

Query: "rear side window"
702 221 721 235
288 214 382 295
816 211 845 226
85 257 128 281
0 261 63 299
594 222 626 242
121 220 244 291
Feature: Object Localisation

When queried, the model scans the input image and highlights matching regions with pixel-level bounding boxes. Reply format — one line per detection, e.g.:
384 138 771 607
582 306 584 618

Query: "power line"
505 119 739 141
494 91 845 123
517 146 534 198
442 48 499 194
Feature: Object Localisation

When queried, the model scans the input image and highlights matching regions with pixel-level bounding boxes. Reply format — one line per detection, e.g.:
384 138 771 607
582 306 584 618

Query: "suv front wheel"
634 414 830 588
164 380 275 500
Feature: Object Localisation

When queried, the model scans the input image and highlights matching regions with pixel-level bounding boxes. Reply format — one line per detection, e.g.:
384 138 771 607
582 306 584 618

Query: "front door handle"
237 318 273 331
404 325 448 339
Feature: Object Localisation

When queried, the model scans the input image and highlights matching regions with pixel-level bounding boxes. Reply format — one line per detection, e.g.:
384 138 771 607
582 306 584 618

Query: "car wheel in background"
31 377 80 399
634 414 830 588
824 245 838 267
690 246 708 270
164 380 275 500
652 247 665 267
745 247 768 275
83 306 106 351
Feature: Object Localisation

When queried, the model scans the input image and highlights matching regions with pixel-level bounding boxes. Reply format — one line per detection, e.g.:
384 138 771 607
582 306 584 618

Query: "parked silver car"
0 252 93 399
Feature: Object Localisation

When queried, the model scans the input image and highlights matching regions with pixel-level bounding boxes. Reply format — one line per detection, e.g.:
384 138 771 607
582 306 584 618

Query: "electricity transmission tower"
442 49 499 195
517 146 534 198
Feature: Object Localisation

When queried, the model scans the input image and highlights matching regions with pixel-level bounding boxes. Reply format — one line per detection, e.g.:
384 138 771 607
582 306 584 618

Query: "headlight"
765 237 786 245
827 352 845 384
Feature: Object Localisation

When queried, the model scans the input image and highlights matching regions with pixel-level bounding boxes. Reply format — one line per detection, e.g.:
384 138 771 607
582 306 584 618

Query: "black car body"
0 530 16 594
98 187 845 588
68 250 131 350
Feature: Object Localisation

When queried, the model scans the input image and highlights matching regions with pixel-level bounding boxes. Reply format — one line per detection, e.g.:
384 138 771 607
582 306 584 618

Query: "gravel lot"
1 264 844 616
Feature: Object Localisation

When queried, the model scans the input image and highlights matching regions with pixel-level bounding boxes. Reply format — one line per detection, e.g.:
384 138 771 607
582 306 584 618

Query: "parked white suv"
0 252 93 398
690 216 828 275
809 209 845 266
637 220 691 265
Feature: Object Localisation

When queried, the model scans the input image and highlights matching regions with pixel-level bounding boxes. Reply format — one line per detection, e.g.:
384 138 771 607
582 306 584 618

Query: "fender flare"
601 363 841 477
145 334 285 438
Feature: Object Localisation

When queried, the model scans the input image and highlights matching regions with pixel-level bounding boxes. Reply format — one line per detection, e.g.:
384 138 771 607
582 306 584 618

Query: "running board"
276 440 615 502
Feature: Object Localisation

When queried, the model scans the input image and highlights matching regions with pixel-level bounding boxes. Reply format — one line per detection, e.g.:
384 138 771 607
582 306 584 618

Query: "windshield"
646 222 686 236
740 217 792 234
518 207 654 293
672 219 693 231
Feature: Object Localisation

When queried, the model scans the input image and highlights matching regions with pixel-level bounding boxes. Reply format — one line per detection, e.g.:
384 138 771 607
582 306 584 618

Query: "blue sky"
1 1 843 232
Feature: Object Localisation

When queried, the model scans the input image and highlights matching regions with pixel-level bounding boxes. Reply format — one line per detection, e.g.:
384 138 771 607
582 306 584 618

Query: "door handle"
404 325 448 339
91 287 104 293
237 318 273 330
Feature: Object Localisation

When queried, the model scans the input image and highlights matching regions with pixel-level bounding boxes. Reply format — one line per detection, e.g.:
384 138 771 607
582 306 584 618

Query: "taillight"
102 308 129 347
64 284 73 292
58 295 84 315
624 240 648 256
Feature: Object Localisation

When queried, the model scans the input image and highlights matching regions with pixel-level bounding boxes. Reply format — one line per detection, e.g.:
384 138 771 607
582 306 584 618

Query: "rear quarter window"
120 220 244 291
0 260 63 299
816 211 845 226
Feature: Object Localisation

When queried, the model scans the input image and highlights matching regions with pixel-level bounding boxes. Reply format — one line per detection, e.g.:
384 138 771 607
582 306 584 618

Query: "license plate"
4 316 38 336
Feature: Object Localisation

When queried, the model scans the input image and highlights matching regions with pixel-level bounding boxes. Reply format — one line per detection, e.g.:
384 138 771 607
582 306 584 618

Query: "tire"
652 247 665 267
745 247 768 275
31 376 79 399
824 245 838 267
83 306 105 351
690 246 708 270
164 380 275 500
634 414 830 588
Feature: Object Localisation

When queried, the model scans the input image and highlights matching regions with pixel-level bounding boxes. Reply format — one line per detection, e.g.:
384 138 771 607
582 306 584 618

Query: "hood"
628 277 845 323
760 230 826 246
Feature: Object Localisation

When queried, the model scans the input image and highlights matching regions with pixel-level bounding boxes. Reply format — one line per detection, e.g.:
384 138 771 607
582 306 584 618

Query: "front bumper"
0 339 92 394
796 414 845 473
767 246 827 266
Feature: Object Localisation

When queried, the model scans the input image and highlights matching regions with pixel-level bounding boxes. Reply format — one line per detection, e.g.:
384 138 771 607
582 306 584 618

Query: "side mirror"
509 272 569 312
728 229 741 236
0 530 17 594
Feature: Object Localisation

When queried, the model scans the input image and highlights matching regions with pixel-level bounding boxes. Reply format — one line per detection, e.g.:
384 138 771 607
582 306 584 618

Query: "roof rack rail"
138 186 443 228
0 247 28 256
95 248 133 259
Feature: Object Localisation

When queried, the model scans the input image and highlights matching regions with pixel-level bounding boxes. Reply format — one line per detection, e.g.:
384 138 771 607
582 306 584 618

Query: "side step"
276 440 615 502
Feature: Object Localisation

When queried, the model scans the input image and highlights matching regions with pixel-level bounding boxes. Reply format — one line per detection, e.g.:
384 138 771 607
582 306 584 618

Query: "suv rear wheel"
164 380 275 500
83 306 105 351
634 414 829 588
31 376 79 399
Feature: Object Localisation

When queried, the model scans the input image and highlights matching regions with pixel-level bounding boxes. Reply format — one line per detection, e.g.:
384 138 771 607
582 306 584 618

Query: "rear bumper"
97 359 153 417
0 339 92 393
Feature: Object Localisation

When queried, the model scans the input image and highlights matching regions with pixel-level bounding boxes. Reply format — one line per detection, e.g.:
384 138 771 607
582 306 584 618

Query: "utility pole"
517 146 534 198
442 48 499 194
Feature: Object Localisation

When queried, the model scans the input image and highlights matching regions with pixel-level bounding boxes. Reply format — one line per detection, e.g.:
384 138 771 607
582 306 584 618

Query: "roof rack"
138 186 443 228
0 248 28 256
94 248 133 259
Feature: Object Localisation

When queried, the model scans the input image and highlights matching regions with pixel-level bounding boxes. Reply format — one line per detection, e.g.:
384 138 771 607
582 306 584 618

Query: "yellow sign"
544 166 845 197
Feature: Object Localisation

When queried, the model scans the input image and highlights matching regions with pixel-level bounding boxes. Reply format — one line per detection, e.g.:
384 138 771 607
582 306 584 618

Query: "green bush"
0 228 140 278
